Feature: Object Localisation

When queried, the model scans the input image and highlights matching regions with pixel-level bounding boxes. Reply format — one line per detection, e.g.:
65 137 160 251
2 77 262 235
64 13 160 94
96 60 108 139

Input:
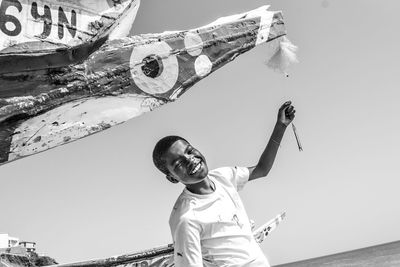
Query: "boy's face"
164 140 209 185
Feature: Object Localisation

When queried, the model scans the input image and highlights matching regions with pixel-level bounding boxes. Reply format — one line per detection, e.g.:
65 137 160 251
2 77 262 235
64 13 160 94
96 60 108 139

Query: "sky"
1 0 400 265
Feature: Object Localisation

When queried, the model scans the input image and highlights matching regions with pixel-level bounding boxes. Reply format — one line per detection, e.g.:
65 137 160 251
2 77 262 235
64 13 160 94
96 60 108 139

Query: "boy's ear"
166 174 179 184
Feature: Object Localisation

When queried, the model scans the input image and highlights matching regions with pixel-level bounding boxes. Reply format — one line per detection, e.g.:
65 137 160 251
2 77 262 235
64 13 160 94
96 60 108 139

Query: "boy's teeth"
191 162 201 174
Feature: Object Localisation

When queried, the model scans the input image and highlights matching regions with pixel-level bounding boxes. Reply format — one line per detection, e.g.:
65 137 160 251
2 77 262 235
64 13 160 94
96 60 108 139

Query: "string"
291 123 303 152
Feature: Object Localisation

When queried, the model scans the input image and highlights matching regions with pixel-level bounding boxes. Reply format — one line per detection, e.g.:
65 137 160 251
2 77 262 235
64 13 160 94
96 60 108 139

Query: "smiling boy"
152 101 295 267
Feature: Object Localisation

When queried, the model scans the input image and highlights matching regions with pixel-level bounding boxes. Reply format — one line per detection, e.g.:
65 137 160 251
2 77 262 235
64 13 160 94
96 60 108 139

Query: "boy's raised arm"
248 101 295 181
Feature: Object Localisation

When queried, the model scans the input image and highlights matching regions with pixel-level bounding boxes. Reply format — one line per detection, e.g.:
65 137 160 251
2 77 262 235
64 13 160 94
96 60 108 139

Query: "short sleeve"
173 219 203 267
233 166 250 191
212 166 250 191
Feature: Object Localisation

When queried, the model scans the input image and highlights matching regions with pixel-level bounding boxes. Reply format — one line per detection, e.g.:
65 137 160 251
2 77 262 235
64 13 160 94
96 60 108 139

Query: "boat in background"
56 214 285 267
0 0 140 74
0 214 285 267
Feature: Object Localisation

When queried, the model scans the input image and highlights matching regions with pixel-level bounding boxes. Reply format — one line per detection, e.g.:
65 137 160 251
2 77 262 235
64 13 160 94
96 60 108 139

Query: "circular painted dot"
184 32 204 57
194 55 212 77
5 22 16 32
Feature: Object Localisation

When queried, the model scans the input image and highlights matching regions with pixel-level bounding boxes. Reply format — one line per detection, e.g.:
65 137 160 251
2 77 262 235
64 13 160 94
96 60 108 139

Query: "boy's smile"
164 139 209 185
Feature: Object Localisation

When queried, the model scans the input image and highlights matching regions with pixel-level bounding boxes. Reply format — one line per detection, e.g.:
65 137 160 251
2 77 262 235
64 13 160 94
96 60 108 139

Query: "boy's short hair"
153 135 188 175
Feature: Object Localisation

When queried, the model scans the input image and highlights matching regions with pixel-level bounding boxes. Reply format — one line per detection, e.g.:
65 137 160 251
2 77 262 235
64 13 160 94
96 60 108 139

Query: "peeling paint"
7 94 153 161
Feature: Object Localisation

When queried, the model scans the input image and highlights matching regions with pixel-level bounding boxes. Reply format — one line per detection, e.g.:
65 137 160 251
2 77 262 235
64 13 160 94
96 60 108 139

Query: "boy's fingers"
287 110 296 116
285 109 296 121
279 101 292 111
285 106 295 117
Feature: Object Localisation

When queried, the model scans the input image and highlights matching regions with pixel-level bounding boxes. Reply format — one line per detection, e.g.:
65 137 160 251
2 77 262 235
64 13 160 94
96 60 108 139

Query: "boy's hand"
277 101 295 127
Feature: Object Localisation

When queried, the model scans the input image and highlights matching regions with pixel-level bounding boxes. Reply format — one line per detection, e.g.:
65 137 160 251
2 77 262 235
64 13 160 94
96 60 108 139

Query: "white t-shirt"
169 167 270 267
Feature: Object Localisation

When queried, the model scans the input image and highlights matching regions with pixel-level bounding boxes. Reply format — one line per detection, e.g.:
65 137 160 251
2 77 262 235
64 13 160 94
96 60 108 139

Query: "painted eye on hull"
129 31 214 96
129 41 179 95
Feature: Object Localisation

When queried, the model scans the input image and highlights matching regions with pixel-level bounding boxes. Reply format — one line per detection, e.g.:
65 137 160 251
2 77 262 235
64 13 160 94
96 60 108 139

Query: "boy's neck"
185 176 215 195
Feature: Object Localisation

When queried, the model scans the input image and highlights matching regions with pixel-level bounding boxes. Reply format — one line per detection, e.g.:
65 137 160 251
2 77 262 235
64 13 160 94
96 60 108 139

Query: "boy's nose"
184 154 195 163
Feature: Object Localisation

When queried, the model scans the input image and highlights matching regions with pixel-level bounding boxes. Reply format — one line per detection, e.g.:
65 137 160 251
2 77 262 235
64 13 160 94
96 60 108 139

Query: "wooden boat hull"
0 5 288 165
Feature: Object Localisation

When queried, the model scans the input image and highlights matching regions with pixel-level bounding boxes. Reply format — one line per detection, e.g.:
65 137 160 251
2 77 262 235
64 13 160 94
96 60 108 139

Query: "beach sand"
275 241 400 267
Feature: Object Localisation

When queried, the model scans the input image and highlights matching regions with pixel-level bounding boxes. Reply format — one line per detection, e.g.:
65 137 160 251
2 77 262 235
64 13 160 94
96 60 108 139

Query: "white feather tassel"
266 36 298 76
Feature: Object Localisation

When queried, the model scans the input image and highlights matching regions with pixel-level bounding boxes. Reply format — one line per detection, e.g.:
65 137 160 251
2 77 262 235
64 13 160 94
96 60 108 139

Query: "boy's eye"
174 161 182 169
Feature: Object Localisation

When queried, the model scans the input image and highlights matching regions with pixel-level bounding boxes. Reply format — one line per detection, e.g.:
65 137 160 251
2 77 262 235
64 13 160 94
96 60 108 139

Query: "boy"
152 101 295 267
